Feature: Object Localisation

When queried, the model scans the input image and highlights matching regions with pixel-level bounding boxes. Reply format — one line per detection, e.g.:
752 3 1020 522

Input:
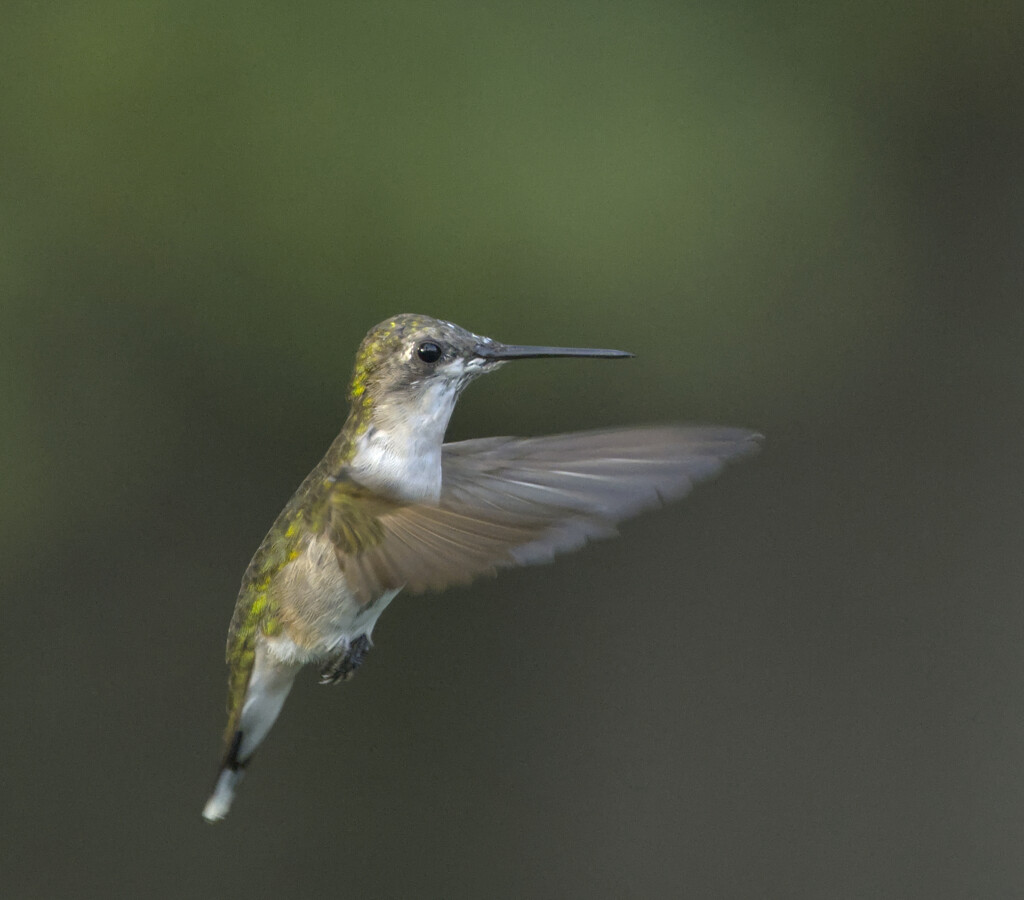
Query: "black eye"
417 341 443 363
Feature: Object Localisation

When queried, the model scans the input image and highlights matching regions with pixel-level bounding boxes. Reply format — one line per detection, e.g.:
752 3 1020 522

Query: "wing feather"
325 426 760 605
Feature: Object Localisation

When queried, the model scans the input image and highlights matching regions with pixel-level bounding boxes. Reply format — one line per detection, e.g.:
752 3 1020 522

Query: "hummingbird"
202 314 760 822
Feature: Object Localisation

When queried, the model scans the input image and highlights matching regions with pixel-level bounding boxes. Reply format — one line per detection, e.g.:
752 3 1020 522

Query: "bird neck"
337 382 459 503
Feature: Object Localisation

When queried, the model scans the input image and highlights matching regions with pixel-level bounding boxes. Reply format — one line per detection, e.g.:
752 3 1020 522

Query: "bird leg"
318 635 371 685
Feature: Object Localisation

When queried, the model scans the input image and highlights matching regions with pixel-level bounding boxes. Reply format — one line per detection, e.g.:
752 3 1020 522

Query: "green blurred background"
3 1 1023 897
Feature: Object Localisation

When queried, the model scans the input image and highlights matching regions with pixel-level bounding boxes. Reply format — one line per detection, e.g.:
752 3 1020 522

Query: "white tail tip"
202 768 244 823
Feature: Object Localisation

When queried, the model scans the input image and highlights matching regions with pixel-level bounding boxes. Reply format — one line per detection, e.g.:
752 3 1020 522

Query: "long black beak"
473 342 634 361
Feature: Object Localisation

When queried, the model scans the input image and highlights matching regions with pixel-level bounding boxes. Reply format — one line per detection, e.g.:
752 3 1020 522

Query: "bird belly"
264 535 402 665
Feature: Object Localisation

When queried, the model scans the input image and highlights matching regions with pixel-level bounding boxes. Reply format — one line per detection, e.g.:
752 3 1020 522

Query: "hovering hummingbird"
202 314 760 822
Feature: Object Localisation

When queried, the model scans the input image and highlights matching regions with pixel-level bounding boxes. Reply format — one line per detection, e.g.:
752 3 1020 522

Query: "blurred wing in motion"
329 426 761 604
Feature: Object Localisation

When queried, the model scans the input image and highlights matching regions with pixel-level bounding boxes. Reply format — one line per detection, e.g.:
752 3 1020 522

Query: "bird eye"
417 341 443 363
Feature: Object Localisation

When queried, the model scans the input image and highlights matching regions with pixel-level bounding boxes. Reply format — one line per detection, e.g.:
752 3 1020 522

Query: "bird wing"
324 426 761 606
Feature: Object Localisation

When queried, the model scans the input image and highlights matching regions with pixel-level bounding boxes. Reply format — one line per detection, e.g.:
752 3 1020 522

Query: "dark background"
3 2 1023 897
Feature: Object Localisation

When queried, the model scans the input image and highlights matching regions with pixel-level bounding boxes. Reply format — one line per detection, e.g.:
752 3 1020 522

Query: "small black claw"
318 635 372 685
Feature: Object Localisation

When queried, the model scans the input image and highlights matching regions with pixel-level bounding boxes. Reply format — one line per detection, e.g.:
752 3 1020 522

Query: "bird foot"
318 635 371 685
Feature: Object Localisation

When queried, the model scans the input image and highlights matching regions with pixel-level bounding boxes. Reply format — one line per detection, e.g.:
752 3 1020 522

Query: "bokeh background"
3 2 1023 897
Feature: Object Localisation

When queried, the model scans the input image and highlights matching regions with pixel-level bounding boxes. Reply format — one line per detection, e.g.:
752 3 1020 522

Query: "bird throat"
343 376 464 503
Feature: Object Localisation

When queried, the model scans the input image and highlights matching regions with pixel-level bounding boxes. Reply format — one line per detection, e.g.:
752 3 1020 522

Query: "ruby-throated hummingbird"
202 314 760 822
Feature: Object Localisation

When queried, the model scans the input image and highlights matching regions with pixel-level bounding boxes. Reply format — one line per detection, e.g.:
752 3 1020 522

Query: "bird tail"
202 642 300 823
202 736 247 823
